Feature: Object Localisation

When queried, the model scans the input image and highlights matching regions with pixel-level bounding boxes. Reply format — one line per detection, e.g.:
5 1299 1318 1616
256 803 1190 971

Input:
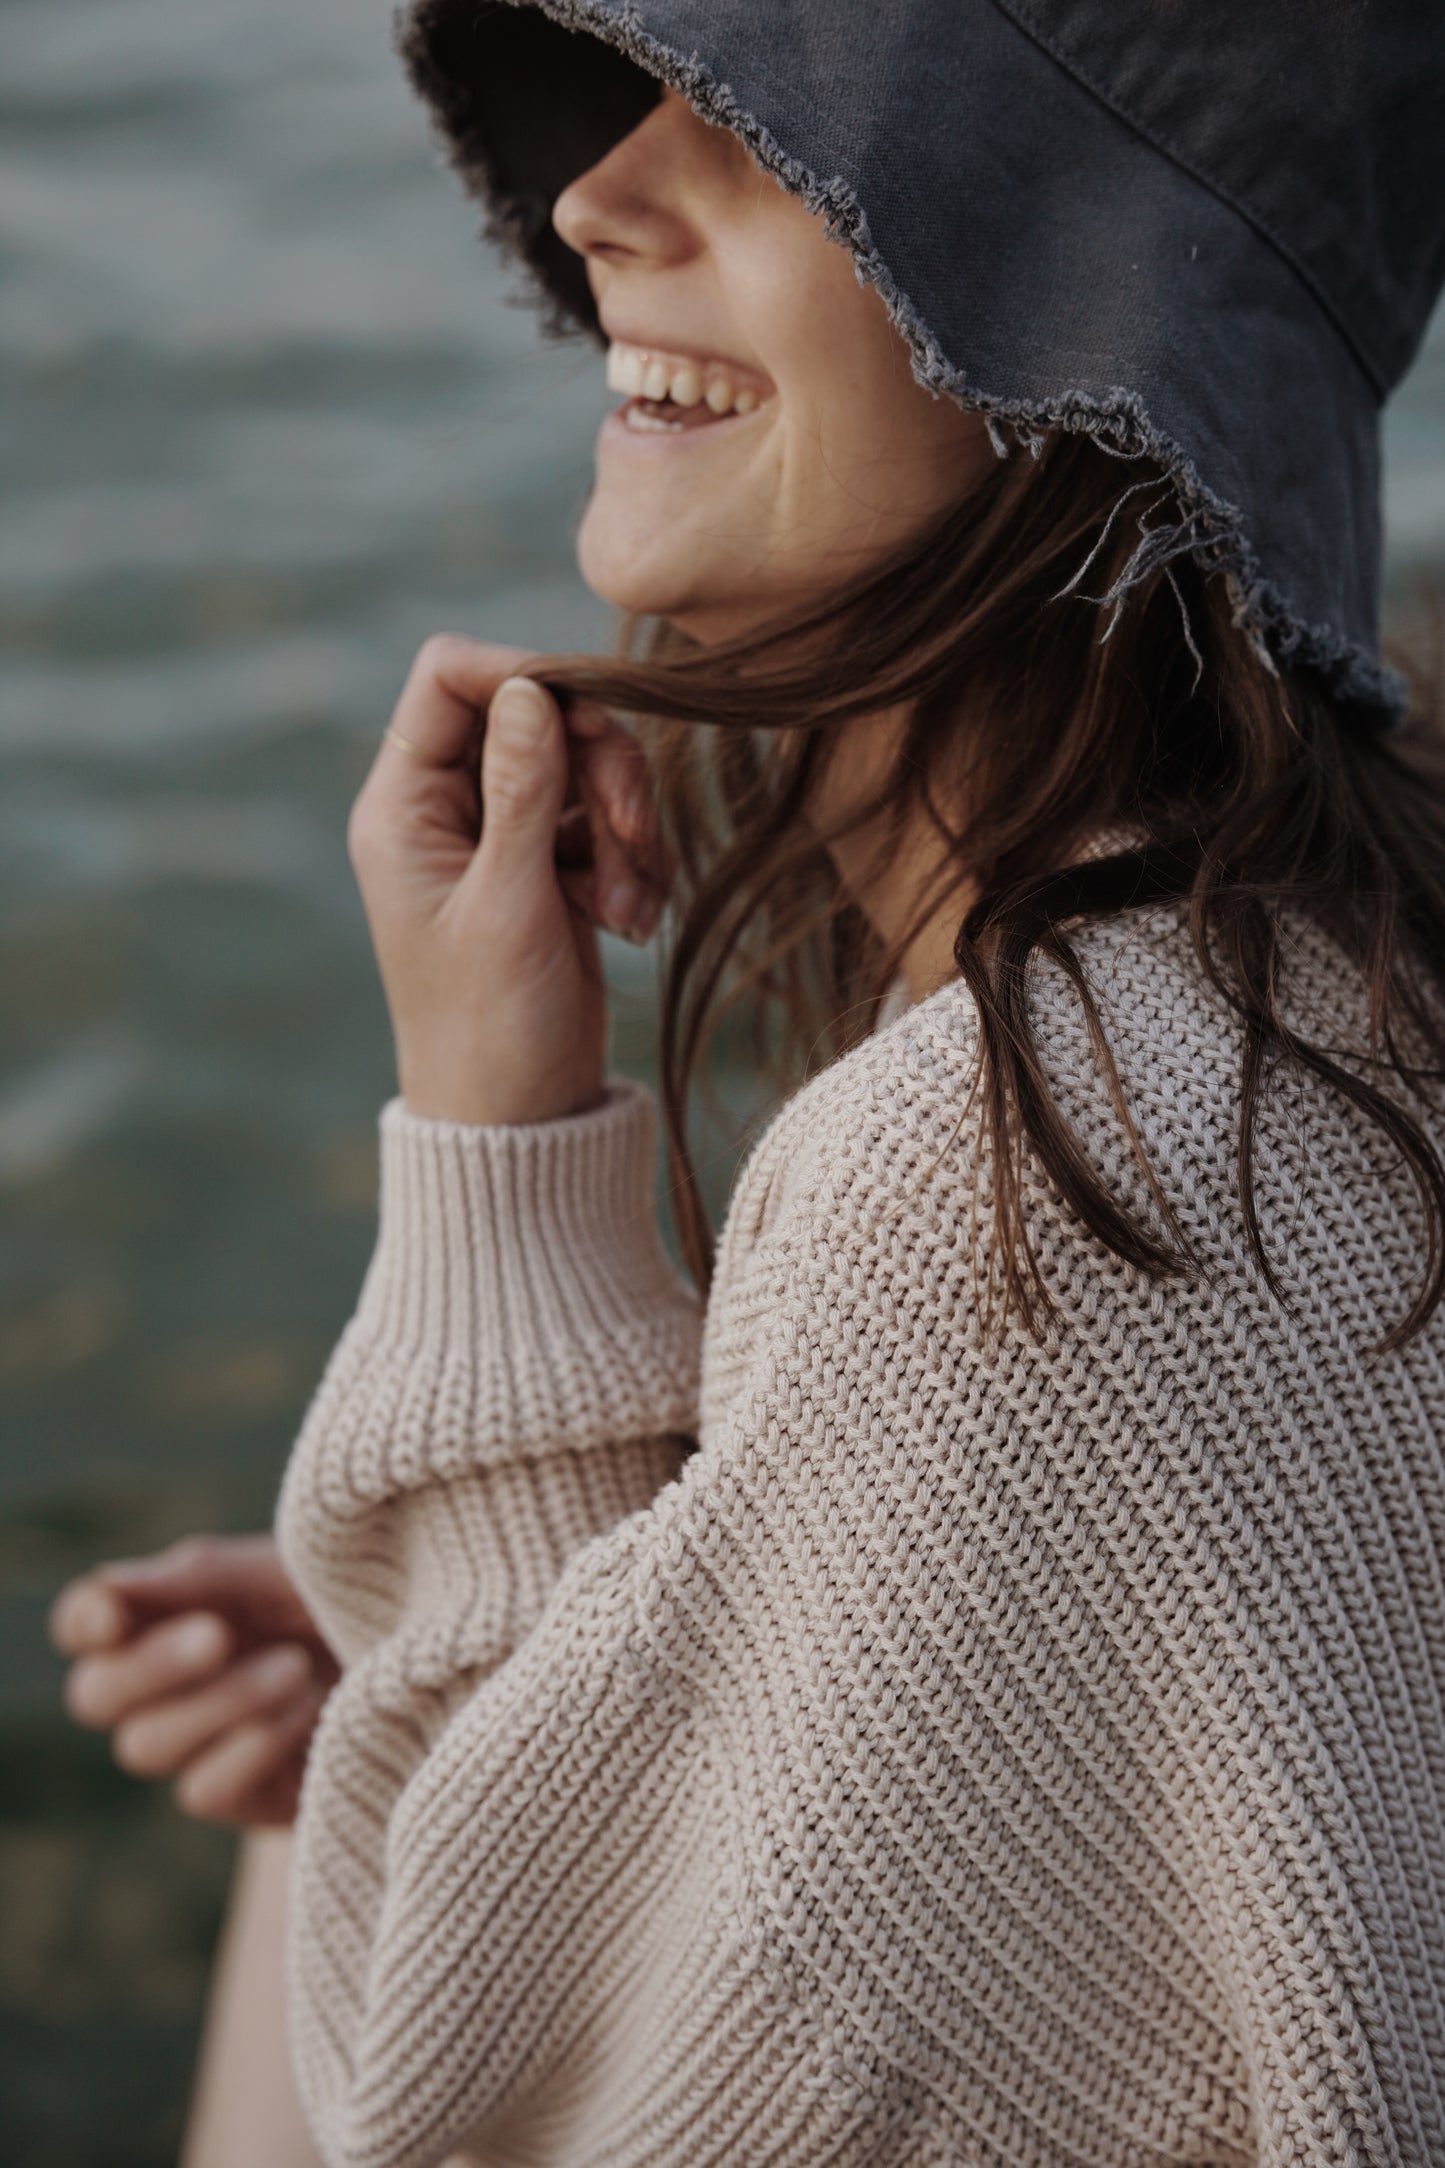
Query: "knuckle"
411 631 470 686
346 794 385 868
255 1642 311 1697
169 1534 215 1572
170 1612 229 1668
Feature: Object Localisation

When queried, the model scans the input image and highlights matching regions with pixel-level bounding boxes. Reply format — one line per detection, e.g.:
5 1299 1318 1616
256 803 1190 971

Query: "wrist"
396 1063 608 1128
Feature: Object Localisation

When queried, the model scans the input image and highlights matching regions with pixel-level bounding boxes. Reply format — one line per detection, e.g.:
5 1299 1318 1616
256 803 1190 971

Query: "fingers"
64 1610 233 1730
174 1680 331 1826
49 1534 317 1652
388 635 538 772
576 711 656 850
349 637 541 877
578 772 665 943
567 713 674 942
112 1641 316 1779
471 677 571 895
52 1539 335 1832
49 1574 132 1656
355 632 673 946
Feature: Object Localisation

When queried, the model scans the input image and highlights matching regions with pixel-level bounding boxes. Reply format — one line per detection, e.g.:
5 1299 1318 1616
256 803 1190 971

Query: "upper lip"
596 312 774 394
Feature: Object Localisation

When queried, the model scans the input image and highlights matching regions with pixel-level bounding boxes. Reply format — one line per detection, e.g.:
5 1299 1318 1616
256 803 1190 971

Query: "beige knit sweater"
276 900 1445 2168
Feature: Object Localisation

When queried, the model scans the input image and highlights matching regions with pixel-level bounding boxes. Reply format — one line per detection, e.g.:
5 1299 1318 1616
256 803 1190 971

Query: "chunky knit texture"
276 901 1445 2168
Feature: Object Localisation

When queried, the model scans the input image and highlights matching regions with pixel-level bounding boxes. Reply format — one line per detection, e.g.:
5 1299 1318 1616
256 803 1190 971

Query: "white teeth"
605 340 767 420
605 344 647 395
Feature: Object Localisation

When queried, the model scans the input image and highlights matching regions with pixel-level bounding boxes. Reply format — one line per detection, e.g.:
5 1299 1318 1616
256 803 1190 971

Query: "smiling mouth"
605 339 770 433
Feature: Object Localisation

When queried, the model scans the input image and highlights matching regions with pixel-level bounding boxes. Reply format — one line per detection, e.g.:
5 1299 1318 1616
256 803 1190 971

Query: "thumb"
473 677 569 891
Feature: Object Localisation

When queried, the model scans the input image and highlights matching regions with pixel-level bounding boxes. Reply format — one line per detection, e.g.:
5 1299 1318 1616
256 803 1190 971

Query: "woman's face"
553 87 991 643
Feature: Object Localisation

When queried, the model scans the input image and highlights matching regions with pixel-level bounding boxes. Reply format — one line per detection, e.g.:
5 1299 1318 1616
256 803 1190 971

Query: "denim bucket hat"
398 0 1445 726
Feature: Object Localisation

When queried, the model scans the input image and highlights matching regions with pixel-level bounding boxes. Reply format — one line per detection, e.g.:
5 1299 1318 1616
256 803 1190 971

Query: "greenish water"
2 0 1442 2158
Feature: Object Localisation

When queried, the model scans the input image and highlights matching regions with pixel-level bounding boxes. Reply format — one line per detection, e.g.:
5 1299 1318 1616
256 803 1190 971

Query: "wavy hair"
525 430 1445 1353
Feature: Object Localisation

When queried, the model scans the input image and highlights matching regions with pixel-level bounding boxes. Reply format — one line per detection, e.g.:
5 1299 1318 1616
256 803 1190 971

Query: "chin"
576 526 713 628
576 514 659 608
575 507 785 646
580 560 688 621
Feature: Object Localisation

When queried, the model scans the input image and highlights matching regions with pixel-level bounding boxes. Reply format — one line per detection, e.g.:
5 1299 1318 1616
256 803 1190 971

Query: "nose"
551 92 698 270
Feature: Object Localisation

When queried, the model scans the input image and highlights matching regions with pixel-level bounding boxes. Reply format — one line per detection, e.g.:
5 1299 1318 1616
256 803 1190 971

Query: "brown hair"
528 430 1445 1352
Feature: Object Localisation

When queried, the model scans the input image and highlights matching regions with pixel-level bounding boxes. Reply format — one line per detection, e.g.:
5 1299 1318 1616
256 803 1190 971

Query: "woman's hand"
49 1536 336 1828
348 636 672 1127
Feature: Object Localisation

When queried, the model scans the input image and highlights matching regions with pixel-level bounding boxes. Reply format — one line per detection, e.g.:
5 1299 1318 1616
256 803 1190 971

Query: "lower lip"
598 398 764 451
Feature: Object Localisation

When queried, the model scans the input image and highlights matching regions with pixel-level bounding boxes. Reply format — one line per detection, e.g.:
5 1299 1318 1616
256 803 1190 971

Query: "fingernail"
605 875 641 933
256 1644 310 1693
491 677 553 734
173 1615 225 1666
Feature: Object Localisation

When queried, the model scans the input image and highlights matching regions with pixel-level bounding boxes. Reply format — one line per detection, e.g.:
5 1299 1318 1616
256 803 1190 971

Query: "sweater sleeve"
275 1079 702 1669
273 1078 796 2168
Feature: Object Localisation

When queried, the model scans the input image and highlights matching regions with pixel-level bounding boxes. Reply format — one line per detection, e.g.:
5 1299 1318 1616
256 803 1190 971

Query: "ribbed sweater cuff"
336 1078 701 1471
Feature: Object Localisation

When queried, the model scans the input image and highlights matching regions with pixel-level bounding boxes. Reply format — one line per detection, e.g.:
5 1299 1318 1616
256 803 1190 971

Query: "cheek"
812 377 990 532
752 381 979 592
747 254 991 528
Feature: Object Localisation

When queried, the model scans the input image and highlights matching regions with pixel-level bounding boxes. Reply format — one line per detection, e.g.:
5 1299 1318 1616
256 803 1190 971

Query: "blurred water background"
1 0 1443 2160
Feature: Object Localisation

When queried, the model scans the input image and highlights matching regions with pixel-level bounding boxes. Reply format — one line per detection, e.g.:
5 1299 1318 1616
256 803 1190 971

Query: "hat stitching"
994 0 1389 402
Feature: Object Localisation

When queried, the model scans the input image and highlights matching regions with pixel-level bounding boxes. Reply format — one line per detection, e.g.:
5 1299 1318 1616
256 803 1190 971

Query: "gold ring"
385 727 425 759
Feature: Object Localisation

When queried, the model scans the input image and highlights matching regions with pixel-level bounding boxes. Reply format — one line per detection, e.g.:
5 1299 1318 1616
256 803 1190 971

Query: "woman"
49 2 1445 2163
